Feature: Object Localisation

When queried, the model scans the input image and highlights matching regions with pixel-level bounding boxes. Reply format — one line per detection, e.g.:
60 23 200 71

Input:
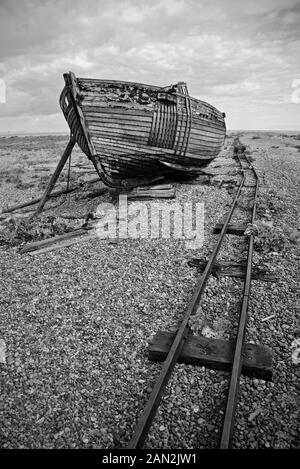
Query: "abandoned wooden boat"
61 71 225 186
35 71 226 213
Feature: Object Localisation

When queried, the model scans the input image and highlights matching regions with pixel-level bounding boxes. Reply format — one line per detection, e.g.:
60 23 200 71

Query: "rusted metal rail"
220 145 259 448
128 138 259 449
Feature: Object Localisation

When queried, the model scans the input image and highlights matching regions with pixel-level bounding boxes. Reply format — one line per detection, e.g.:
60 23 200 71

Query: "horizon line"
0 129 299 136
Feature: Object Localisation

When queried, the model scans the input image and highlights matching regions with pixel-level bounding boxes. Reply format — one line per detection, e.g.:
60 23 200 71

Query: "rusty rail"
128 138 258 449
220 147 259 448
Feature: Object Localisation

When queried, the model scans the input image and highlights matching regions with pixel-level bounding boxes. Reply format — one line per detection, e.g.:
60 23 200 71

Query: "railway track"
127 137 266 449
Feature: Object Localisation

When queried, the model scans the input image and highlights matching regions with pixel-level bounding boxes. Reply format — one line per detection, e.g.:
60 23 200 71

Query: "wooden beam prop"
149 330 273 381
33 135 76 216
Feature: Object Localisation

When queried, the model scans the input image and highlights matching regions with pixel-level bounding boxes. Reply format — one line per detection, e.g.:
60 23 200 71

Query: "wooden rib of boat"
60 71 226 188
34 71 226 214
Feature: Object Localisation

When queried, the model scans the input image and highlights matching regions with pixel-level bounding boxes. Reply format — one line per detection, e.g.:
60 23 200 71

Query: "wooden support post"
33 135 76 216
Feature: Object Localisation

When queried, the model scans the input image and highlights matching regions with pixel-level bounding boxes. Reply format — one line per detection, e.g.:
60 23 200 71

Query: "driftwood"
27 230 98 255
188 259 277 282
19 219 99 255
19 229 89 254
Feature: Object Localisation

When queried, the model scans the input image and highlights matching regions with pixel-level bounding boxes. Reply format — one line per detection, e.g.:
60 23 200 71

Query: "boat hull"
60 72 226 188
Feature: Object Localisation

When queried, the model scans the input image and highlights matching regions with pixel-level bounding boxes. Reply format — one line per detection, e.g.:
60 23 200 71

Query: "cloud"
0 0 299 131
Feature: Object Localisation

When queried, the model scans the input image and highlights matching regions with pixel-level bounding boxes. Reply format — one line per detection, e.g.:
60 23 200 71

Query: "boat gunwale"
76 77 225 119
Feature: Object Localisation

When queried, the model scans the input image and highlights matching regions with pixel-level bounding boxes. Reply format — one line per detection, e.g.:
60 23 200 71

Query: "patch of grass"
5 175 22 185
14 166 26 175
257 189 285 217
254 220 286 253
0 169 14 179
15 181 36 190
288 229 300 245
37 174 52 190
0 215 79 246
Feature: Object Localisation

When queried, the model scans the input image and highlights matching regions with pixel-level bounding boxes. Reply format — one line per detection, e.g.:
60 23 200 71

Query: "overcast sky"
0 0 299 132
